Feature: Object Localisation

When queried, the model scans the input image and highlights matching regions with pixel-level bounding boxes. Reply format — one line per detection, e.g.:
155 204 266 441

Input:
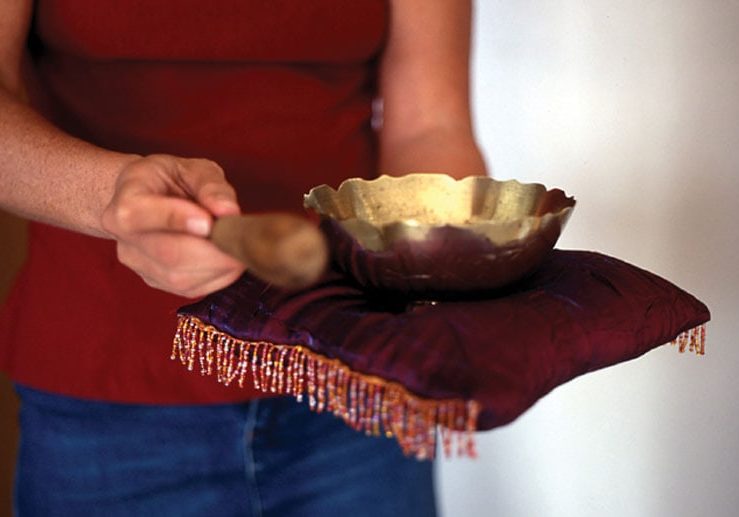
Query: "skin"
0 0 486 299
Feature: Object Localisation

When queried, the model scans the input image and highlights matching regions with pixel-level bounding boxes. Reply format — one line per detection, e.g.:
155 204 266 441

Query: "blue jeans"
14 386 436 517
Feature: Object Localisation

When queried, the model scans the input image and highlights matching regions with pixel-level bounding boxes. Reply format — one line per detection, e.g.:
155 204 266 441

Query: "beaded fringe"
670 323 707 355
172 317 705 459
172 314 480 460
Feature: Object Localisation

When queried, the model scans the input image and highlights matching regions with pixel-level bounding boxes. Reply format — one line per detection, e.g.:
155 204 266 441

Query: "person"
0 1 486 515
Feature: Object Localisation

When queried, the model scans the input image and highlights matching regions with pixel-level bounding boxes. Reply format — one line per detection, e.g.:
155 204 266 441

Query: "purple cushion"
174 250 709 459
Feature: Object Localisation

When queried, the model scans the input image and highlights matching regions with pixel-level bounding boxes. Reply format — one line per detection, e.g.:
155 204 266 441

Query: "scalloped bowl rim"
304 173 576 234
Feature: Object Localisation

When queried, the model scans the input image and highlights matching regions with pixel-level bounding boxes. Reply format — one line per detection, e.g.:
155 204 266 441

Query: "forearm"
378 0 487 180
0 86 139 238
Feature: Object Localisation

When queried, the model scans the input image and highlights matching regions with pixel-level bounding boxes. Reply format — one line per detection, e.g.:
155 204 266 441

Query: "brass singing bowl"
304 174 575 294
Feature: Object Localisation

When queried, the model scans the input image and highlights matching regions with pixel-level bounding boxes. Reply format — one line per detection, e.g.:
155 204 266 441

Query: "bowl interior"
304 174 575 251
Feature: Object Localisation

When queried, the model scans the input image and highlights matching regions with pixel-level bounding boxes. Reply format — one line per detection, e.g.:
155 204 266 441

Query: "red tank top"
0 0 387 403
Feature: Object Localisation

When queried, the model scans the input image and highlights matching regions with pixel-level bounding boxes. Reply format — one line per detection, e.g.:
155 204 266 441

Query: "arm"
379 0 487 178
0 0 244 297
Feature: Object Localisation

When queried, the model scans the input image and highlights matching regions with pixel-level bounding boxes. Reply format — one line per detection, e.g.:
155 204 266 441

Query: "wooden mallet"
209 214 328 290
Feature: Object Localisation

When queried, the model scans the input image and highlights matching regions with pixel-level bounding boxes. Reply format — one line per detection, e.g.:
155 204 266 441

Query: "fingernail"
218 198 239 209
186 218 210 236
214 200 240 215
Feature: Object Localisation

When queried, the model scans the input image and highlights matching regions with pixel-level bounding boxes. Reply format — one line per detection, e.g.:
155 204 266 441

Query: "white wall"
438 2 739 516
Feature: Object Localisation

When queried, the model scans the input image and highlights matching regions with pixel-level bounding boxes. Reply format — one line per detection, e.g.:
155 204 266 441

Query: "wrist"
94 152 144 240
379 127 487 179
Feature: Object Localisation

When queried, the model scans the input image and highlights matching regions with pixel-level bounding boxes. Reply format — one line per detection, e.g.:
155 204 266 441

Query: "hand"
101 154 247 298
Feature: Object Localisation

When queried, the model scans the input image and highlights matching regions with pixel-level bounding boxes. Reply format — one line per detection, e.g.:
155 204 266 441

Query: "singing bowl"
304 174 576 294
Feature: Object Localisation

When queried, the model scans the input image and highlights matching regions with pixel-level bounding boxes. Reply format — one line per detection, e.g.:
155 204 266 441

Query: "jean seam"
243 400 263 517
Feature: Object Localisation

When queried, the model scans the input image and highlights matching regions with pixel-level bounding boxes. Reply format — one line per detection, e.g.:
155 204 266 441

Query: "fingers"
116 233 246 298
175 158 241 217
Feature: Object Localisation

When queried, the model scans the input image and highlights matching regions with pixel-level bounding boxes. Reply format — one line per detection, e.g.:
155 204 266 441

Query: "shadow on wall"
0 210 27 517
